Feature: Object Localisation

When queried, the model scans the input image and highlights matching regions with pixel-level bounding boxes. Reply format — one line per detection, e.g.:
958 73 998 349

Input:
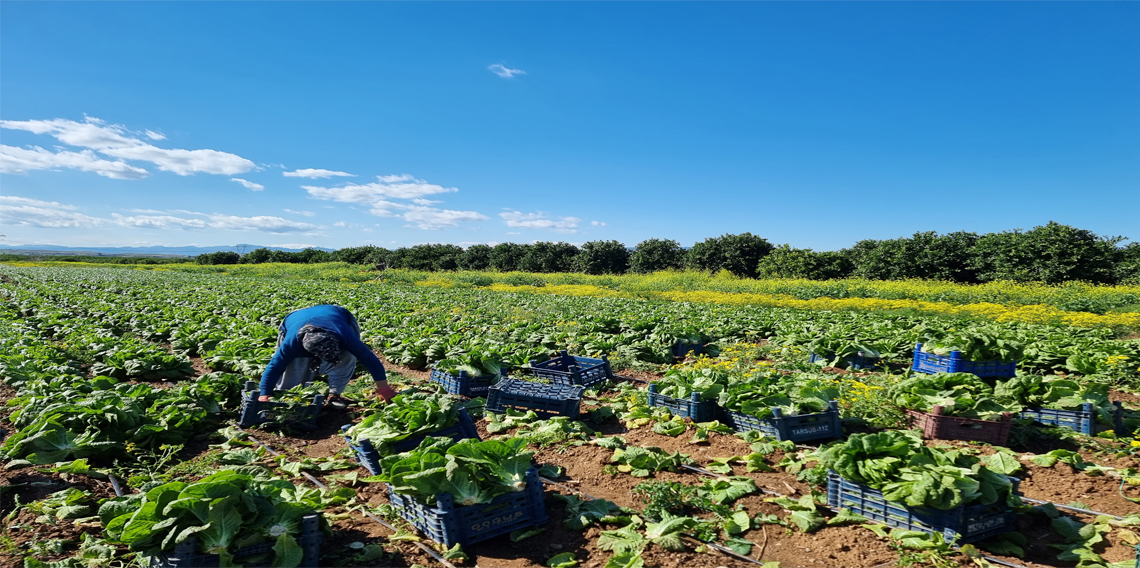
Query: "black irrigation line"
230 424 459 568
537 475 766 566
679 462 1036 568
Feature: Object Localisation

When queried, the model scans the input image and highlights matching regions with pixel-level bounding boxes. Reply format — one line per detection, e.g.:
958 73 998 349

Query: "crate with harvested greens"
812 431 1022 543
374 437 548 548
343 391 480 475
238 381 325 430
890 373 1016 445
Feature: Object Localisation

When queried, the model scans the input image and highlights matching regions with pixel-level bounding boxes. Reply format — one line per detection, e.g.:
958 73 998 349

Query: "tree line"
195 221 1140 285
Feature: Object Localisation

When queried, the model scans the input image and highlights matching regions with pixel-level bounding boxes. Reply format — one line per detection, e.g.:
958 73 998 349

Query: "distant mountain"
0 244 334 257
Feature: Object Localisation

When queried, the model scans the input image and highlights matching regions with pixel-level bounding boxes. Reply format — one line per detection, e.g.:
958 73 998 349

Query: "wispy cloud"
231 178 265 191
500 210 581 234
0 117 256 176
284 209 315 217
305 174 487 229
144 130 166 141
0 197 103 228
591 220 607 227
0 144 149 179
488 64 525 79
304 174 459 202
207 214 320 233
283 168 355 179
112 213 209 230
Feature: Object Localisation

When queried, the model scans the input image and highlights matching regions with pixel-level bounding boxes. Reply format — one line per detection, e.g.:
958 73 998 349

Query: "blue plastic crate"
238 382 323 431
646 383 717 422
342 407 481 475
429 368 497 398
672 341 704 358
1019 401 1124 435
809 351 881 370
387 468 548 548
529 350 613 388
148 514 321 568
827 471 1018 544
486 378 584 419
722 400 842 442
912 343 1017 378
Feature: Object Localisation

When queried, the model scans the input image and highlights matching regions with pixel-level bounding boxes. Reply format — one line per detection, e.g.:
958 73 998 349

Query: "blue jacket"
258 304 386 395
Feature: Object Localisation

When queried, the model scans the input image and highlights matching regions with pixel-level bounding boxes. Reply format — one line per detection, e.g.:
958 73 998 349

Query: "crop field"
2 264 1140 568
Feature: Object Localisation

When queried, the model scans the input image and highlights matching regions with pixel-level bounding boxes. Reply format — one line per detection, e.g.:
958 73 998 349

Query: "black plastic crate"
722 400 842 442
827 471 1018 544
912 343 1017 378
147 514 321 568
486 378 584 419
342 407 481 475
809 351 881 370
387 468 548 548
529 350 612 388
238 381 323 431
646 383 717 422
672 341 704 358
429 368 497 398
1019 401 1124 436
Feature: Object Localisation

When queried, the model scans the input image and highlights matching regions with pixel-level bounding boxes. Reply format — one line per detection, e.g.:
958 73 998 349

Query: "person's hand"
375 384 398 402
257 395 270 402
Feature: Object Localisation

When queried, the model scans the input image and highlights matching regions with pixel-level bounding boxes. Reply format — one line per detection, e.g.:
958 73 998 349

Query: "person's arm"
258 340 298 401
344 337 397 401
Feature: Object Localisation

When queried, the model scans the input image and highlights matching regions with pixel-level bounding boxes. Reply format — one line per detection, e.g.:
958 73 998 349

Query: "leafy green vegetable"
346 392 462 454
809 431 1019 510
611 446 691 477
375 437 535 505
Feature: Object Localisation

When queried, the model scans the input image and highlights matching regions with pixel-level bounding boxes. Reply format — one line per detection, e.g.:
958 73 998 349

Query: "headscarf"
298 324 341 371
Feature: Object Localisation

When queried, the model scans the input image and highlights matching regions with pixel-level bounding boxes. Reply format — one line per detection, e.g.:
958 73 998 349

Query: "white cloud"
144 130 166 140
128 208 167 214
111 213 208 230
0 144 149 179
303 174 458 202
488 64 525 78
591 220 607 227
269 243 318 249
0 197 103 228
499 210 581 233
402 206 489 230
207 214 320 233
0 195 78 209
283 168 354 179
333 221 349 228
231 178 265 191
0 117 256 176
305 173 486 230
284 209 315 217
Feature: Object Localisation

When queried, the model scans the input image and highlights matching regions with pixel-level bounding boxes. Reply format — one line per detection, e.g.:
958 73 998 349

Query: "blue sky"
2 2 1137 251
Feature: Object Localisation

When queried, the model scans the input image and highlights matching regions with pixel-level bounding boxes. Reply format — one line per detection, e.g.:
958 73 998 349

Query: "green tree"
460 244 493 270
331 245 388 265
630 238 685 273
1116 242 1140 285
195 251 240 265
297 248 331 263
686 233 773 278
240 248 274 264
489 243 530 272
519 242 580 273
972 222 1122 284
574 240 630 274
848 232 979 282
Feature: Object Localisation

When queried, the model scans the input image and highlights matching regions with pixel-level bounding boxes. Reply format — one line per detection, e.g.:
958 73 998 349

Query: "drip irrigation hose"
540 475 764 565
230 424 458 568
108 474 123 497
1019 496 1127 521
